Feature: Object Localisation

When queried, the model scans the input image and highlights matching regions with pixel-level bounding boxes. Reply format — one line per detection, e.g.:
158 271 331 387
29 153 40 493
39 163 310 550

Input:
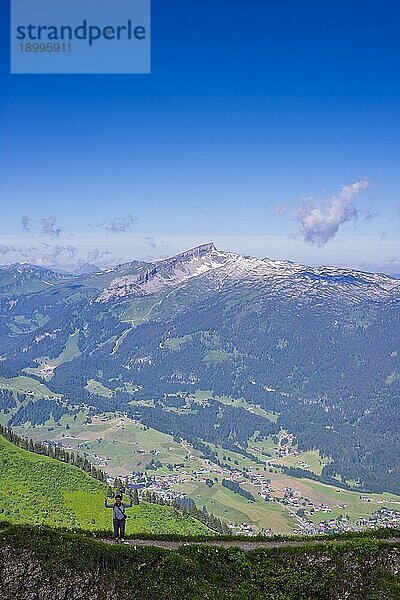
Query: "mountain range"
0 244 399 494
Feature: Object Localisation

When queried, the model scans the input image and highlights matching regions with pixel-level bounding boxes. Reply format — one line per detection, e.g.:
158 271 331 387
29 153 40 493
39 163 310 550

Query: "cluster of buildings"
292 508 400 536
293 514 352 535
356 508 400 529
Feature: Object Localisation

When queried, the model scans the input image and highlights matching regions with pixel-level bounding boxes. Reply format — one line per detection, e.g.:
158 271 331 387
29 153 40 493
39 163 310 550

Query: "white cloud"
294 181 371 246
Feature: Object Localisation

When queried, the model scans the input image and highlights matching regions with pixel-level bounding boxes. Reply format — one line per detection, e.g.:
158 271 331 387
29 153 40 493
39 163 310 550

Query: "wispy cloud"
0 244 37 260
363 211 379 221
86 248 111 265
104 214 136 233
294 181 371 246
0 245 16 255
40 216 62 237
20 215 62 237
38 244 76 264
275 204 289 215
144 236 158 249
0 244 76 267
21 216 33 231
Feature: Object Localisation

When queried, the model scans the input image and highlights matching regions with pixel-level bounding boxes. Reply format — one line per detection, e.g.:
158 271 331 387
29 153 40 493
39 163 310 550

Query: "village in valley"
16 410 400 537
118 462 400 537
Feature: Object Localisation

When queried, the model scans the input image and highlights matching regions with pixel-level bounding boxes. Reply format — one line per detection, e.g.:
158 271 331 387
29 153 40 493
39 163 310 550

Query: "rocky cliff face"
0 546 118 600
0 527 399 600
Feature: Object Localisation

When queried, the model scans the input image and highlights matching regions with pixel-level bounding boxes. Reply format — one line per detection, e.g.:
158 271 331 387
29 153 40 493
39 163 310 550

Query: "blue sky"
1 0 399 272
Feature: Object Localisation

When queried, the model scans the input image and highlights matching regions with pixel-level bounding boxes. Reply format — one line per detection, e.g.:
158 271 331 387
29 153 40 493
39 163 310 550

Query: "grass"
0 434 212 536
20 414 200 476
0 523 399 600
247 432 279 458
302 480 400 524
114 295 167 325
215 394 279 423
269 449 331 475
203 349 232 364
0 375 60 399
164 335 192 351
24 330 81 381
189 389 279 423
85 379 114 398
191 482 291 534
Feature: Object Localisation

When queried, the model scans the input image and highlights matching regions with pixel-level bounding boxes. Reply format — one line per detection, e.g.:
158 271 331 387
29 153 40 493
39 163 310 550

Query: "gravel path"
102 537 399 550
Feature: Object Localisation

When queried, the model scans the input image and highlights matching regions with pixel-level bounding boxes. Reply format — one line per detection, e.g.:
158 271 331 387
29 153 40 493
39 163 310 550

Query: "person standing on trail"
104 494 133 542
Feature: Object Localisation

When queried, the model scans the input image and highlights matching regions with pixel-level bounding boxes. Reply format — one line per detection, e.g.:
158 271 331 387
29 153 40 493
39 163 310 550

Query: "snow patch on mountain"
96 243 229 302
95 244 400 304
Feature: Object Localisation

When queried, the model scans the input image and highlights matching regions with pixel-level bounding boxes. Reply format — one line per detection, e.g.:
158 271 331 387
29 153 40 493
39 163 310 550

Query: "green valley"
14 410 400 536
1 246 400 538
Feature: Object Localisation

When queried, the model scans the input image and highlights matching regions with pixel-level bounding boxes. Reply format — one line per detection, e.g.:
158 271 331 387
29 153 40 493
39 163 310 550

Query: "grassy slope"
24 330 81 380
0 435 211 535
0 375 59 398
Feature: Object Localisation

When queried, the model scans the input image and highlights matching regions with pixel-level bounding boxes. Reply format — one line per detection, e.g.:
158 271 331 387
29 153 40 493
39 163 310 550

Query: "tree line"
141 490 230 534
222 478 255 502
0 424 107 484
